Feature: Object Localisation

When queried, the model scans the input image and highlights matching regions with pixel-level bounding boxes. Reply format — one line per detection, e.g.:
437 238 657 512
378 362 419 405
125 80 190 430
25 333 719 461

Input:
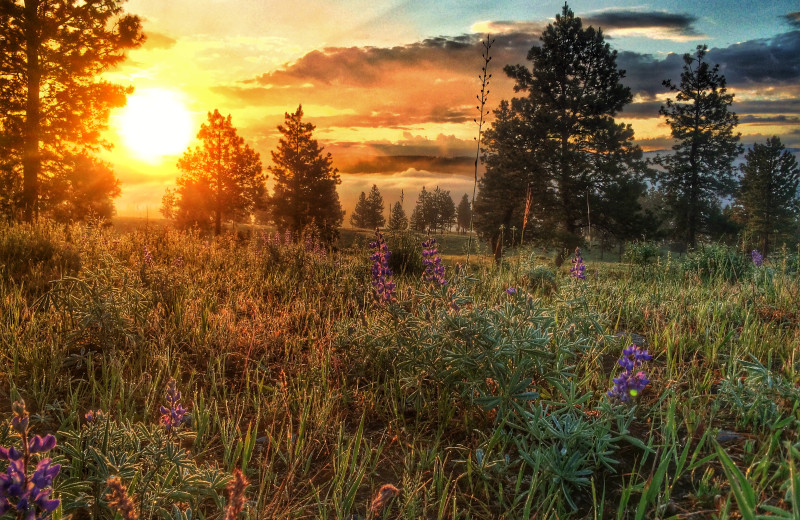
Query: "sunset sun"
118 88 193 162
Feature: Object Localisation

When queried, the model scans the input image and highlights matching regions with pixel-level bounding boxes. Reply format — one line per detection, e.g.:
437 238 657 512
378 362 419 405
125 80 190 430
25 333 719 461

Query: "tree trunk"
22 0 41 221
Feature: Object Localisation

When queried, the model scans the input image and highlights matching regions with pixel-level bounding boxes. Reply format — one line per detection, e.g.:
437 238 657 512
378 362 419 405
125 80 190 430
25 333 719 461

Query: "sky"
101 0 800 218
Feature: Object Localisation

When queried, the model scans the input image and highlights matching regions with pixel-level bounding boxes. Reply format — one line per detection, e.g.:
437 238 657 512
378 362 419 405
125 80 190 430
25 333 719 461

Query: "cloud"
709 31 800 85
583 10 705 41
141 31 177 50
786 12 800 28
338 155 473 174
739 114 800 125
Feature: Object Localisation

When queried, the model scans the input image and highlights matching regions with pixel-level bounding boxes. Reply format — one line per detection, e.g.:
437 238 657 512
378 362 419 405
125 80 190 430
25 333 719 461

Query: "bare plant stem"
465 34 494 270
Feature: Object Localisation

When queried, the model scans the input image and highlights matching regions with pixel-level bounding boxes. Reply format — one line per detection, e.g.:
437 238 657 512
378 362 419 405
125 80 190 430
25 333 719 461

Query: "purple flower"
570 248 586 279
160 378 188 433
421 237 446 286
608 344 652 402
506 287 517 295
0 401 60 519
369 229 396 304
142 245 154 267
751 249 763 267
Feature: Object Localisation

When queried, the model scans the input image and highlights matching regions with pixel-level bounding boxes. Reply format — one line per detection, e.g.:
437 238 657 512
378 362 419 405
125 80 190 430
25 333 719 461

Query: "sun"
118 89 194 162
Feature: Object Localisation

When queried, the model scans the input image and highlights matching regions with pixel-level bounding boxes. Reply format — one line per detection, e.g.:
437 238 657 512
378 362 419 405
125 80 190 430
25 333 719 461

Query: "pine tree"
350 192 371 228
366 184 386 228
434 187 456 232
388 201 408 231
456 194 471 234
657 45 742 249
737 136 800 254
172 110 265 234
270 105 344 244
0 0 144 220
494 3 643 255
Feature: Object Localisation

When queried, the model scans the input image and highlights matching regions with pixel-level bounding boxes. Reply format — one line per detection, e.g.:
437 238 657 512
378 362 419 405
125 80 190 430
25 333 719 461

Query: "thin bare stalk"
465 34 494 270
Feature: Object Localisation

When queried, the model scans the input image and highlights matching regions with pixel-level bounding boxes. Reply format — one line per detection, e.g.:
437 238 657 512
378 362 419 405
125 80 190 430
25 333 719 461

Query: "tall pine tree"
736 136 800 254
270 105 344 244
0 0 144 220
388 201 408 231
172 110 265 234
657 45 742 249
456 194 471 234
350 184 385 228
478 3 643 258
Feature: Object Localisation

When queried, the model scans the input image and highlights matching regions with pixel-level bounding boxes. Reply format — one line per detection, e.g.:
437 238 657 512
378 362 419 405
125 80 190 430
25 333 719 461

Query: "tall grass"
0 221 798 518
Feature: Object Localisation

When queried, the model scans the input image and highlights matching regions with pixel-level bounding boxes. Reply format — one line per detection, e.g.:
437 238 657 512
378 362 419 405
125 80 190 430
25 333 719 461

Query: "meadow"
1 220 799 519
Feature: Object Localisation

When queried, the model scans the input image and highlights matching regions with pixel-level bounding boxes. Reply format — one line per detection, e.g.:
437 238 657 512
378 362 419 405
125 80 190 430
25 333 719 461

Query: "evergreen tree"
388 201 408 231
434 187 456 232
171 110 265 234
0 0 144 220
270 105 344 244
410 187 430 232
456 193 471 234
350 186 386 229
494 3 643 256
657 45 742 249
736 136 800 254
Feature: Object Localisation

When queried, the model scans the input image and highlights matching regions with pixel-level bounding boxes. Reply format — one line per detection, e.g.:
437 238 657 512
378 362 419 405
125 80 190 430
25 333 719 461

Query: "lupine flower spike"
160 378 188 433
106 477 138 520
223 468 249 520
751 249 763 267
421 237 446 286
0 400 61 519
369 229 396 303
370 484 400 516
608 344 653 402
570 247 586 279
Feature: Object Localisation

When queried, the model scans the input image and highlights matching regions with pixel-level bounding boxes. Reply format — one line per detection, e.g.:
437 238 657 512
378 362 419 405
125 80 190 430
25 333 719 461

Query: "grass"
0 220 798 519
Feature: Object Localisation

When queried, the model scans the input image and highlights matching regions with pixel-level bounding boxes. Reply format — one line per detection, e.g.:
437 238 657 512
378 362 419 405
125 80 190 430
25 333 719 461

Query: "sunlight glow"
118 89 194 162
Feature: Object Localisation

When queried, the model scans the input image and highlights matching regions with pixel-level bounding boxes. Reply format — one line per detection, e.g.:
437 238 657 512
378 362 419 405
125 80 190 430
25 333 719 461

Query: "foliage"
456 194 471 234
409 186 456 233
736 136 800 255
681 242 751 282
269 105 344 245
170 110 265 235
387 201 408 231
622 241 662 274
477 3 645 253
0 0 143 220
656 45 743 249
350 184 385 229
384 231 424 276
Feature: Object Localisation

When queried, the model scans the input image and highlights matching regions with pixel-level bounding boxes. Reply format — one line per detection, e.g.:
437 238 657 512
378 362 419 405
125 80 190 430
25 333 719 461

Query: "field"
1 220 799 519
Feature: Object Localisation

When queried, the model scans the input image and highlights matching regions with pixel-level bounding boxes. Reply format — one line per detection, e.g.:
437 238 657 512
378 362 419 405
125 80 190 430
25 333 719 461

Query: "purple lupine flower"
569 248 586 279
283 229 292 245
0 401 60 519
142 245 154 267
172 255 184 268
159 378 188 433
608 344 653 402
369 229 396 304
751 249 763 267
421 237 447 286
506 287 517 295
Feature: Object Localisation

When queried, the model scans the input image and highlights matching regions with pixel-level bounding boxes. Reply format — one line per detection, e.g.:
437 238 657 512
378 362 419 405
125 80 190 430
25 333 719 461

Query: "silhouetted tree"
46 155 120 221
0 0 144 220
736 136 800 254
495 3 643 257
387 201 408 231
476 5 646 259
170 110 265 234
350 184 385 229
410 186 455 232
456 193 471 234
657 45 742 250
435 187 456 232
270 105 344 244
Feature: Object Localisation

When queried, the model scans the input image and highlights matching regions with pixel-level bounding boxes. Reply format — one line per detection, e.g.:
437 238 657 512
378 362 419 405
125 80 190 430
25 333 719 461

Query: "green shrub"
0 222 81 293
622 241 661 267
682 243 750 282
385 231 424 276
526 265 558 295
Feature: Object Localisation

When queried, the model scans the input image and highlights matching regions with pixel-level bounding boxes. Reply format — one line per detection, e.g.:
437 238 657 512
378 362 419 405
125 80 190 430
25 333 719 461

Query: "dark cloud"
141 31 177 50
786 12 800 28
709 30 800 85
339 156 473 174
584 10 699 33
739 114 800 125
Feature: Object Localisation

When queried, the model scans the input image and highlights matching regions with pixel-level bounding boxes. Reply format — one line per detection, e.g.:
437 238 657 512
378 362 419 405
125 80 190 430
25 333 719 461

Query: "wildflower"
751 249 763 267
84 410 106 423
569 247 586 279
172 255 184 268
421 237 446 285
283 229 292 245
506 287 517 295
223 468 249 520
159 378 188 433
608 344 653 402
369 229 396 303
0 401 60 519
370 484 400 516
142 245 154 267
106 477 138 520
